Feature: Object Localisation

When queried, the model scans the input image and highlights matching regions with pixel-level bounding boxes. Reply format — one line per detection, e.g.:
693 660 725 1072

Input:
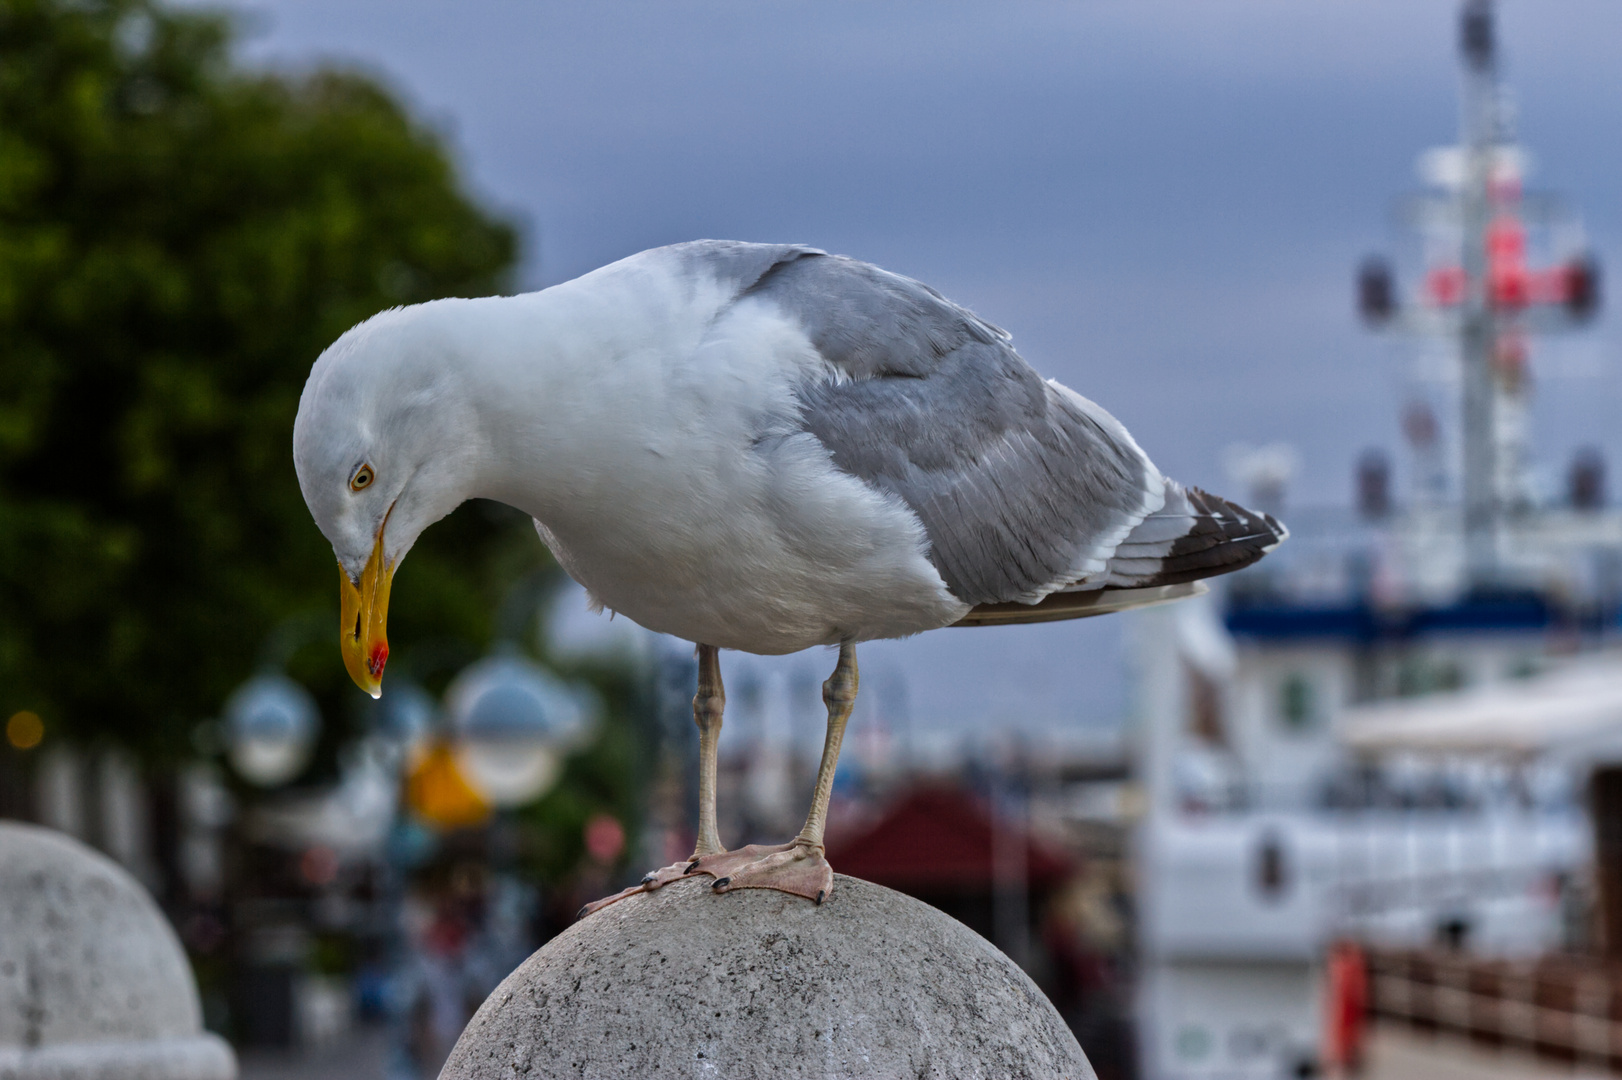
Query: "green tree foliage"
0 0 533 759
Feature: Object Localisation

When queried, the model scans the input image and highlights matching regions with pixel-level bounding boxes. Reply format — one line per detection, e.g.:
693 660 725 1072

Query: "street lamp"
224 674 319 787
445 653 591 807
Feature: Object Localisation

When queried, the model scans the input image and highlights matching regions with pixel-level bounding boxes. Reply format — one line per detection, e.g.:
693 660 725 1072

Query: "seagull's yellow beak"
339 523 394 699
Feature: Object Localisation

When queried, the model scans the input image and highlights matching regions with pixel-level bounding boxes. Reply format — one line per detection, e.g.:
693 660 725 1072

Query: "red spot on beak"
367 642 389 679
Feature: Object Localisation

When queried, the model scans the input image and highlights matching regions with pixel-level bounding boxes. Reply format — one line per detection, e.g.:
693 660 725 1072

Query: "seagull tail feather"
952 480 1286 628
953 581 1208 627
1093 480 1287 589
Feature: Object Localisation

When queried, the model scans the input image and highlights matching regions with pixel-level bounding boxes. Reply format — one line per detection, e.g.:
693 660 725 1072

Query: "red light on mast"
1486 216 1529 309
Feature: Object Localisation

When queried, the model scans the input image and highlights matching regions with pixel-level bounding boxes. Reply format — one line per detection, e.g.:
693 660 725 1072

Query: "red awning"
827 786 1072 892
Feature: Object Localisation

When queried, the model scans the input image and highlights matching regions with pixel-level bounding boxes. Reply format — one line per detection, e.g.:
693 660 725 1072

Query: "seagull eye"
349 464 375 492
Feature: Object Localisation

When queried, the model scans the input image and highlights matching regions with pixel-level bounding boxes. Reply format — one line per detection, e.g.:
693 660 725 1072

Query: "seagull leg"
688 643 857 905
578 644 728 918
689 643 727 859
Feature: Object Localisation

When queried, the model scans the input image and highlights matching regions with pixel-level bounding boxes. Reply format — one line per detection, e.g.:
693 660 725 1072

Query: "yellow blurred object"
406 740 491 830
7 711 44 750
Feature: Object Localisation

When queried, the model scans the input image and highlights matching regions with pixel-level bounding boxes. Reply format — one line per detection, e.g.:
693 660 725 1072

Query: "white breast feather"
478 254 968 653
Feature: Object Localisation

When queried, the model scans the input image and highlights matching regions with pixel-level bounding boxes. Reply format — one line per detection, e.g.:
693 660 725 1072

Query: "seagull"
293 241 1285 911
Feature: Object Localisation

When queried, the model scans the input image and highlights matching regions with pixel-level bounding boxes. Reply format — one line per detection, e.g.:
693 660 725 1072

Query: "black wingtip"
1121 486 1288 588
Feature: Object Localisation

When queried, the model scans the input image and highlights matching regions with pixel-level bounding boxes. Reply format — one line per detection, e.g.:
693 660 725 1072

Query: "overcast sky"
223 0 1622 744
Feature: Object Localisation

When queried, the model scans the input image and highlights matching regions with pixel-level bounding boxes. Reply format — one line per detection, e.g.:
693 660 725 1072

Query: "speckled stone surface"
0 822 236 1080
442 874 1093 1080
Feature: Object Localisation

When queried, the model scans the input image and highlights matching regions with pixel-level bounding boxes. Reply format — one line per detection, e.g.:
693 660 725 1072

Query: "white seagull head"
293 303 484 697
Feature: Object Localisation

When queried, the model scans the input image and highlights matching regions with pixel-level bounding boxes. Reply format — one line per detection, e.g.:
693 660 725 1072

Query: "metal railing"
1368 947 1622 1073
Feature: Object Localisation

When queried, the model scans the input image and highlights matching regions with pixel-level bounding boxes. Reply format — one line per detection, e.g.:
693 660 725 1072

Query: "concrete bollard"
0 822 236 1080
441 874 1094 1080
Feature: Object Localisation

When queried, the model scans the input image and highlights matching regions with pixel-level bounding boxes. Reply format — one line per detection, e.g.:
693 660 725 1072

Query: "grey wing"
674 240 1290 609
954 483 1289 623
750 250 1167 606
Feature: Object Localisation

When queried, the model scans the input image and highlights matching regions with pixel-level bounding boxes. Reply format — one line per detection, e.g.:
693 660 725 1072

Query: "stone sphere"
442 874 1093 1080
0 822 236 1080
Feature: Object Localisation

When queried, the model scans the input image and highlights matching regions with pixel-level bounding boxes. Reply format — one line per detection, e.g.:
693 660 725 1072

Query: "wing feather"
671 240 1285 609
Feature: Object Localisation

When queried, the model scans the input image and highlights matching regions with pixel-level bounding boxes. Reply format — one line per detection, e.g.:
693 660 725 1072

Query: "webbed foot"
688 840 833 905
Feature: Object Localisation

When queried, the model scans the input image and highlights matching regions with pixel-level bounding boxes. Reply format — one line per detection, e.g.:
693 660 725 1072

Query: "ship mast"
1358 0 1601 594
1457 0 1506 587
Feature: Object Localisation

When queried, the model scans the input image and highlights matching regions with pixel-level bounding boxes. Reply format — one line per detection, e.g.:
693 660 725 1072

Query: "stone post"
0 822 236 1080
441 874 1093 1080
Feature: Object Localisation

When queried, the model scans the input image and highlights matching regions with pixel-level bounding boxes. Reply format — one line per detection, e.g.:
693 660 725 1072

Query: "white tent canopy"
1338 654 1622 762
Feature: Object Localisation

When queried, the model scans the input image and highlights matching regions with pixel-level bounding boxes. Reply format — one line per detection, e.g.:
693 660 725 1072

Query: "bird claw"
578 859 701 919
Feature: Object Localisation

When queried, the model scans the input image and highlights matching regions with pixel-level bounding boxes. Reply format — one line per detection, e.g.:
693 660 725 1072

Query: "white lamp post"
445 654 591 807
223 674 319 787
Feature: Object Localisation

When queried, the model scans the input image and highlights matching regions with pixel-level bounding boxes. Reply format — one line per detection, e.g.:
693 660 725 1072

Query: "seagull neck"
457 286 651 524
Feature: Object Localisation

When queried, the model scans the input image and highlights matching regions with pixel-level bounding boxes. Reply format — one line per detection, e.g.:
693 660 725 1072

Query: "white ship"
1132 3 1616 1077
